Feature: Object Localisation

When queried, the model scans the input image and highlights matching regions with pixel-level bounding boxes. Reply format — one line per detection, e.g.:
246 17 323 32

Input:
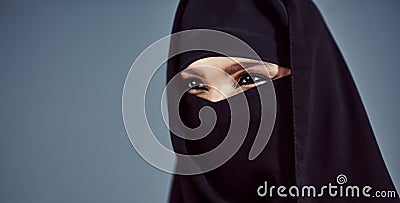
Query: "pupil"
189 81 197 87
240 74 255 85
188 79 206 89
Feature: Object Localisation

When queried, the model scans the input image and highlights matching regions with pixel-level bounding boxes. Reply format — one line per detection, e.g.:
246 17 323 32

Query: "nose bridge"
207 88 225 102
209 82 240 102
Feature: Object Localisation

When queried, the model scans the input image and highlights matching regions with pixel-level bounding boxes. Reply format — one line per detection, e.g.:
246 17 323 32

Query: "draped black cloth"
166 0 399 202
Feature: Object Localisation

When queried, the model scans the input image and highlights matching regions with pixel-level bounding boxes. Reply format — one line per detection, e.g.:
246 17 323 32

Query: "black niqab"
166 0 399 202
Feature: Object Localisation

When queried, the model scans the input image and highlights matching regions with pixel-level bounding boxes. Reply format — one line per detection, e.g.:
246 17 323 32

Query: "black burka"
166 0 399 202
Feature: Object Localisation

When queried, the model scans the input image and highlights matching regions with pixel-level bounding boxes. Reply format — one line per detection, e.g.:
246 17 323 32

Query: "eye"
187 78 208 93
237 73 269 87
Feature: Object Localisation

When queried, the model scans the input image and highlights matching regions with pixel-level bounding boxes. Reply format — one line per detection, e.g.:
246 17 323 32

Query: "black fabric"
171 76 296 203
168 0 290 74
167 0 399 202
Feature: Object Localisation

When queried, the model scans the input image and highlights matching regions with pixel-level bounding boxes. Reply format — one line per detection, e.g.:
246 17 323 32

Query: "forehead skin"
187 57 279 77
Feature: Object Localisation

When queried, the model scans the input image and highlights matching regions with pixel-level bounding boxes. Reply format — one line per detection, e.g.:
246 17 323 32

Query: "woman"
166 0 399 202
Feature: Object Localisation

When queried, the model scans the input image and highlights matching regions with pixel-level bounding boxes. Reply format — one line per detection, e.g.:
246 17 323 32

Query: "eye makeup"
177 57 291 101
180 64 272 95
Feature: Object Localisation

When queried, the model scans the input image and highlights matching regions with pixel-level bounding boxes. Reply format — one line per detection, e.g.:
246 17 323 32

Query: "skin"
179 56 291 102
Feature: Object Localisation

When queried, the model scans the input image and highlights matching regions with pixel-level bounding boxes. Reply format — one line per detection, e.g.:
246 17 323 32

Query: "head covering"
166 0 399 202
167 0 290 75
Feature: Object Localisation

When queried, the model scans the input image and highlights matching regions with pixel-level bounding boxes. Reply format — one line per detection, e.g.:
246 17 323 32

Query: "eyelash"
235 73 268 88
186 72 269 93
187 78 209 91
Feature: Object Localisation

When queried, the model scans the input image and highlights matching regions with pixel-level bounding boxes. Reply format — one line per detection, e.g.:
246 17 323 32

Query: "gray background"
0 0 398 202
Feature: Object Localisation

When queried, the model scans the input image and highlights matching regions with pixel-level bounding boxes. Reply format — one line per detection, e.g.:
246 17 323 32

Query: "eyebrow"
224 62 266 75
183 61 266 78
182 68 206 78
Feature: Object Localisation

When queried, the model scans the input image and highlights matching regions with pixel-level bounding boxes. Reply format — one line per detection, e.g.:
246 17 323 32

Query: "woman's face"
179 56 291 102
